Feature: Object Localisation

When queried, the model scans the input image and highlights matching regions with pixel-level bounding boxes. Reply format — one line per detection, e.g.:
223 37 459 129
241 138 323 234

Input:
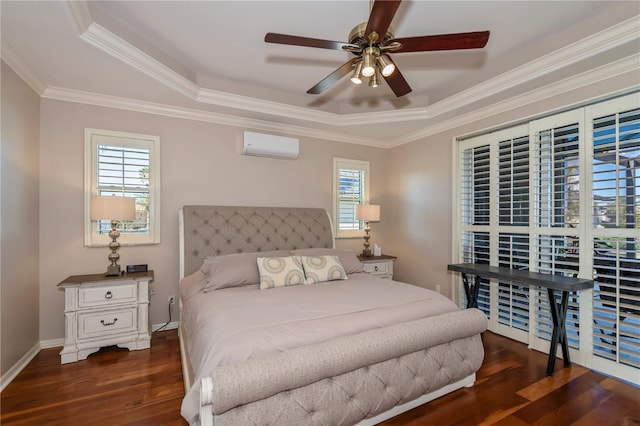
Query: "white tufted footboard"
199 308 487 426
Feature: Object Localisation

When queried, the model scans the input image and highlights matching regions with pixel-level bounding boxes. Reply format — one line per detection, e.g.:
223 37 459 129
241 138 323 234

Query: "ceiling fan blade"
382 58 412 97
364 0 402 42
307 59 357 95
390 31 490 53
265 33 353 51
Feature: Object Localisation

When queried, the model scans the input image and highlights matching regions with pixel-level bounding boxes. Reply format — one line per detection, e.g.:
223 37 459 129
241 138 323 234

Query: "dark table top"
448 263 593 292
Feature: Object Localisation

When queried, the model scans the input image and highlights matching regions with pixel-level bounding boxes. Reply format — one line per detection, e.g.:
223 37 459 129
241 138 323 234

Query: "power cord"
153 297 173 333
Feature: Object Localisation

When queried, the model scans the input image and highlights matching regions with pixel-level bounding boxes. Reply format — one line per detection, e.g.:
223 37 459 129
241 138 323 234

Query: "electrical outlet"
168 295 175 305
436 284 441 294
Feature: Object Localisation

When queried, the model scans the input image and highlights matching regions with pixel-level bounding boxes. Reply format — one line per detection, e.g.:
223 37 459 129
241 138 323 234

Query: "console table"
447 263 594 375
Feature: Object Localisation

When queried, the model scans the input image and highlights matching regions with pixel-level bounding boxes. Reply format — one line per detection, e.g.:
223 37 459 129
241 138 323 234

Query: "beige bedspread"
180 273 460 424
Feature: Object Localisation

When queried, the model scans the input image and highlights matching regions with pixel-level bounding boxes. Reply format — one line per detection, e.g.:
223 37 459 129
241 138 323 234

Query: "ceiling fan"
265 0 490 97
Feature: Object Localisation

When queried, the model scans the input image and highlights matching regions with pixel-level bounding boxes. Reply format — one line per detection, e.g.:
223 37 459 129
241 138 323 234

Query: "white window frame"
84 128 161 246
333 158 370 238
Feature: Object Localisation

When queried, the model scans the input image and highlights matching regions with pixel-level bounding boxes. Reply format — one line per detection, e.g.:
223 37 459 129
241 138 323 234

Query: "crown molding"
39 49 639 150
41 86 388 148
1 39 47 95
65 0 93 34
196 87 339 125
80 22 200 99
65 1 640 129
425 16 640 119
388 53 640 147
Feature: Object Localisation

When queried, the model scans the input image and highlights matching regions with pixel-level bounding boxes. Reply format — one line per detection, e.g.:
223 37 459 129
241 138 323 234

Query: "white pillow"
290 248 364 274
257 256 307 290
301 255 347 284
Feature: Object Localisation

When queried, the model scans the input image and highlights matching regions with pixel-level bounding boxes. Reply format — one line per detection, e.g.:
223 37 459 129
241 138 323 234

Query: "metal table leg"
546 289 571 375
461 273 480 309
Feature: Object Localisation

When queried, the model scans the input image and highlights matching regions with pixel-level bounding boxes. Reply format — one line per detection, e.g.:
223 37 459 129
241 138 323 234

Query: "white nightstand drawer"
363 262 388 274
78 284 138 308
358 255 396 280
78 307 138 339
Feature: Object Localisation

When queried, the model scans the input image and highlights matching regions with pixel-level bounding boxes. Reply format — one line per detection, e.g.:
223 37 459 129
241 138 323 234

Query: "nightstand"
357 255 396 279
57 271 153 364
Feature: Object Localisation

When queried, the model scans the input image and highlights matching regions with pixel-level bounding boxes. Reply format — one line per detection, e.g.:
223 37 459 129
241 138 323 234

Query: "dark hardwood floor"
1 330 185 425
1 330 638 425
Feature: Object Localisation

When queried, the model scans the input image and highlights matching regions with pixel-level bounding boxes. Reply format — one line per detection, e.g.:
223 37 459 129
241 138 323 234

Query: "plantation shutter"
335 159 369 233
455 94 640 384
529 112 584 359
460 144 491 317
96 144 150 235
495 135 531 340
589 104 640 372
459 127 533 342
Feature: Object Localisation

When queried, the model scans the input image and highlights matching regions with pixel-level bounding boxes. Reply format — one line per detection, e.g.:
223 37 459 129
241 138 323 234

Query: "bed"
178 205 487 425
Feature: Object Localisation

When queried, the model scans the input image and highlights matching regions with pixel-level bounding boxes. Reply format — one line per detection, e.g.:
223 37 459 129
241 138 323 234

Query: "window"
333 158 370 238
84 128 160 246
455 93 639 384
588 101 640 373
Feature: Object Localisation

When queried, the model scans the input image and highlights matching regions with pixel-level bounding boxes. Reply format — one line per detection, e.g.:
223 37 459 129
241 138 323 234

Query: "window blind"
462 145 490 226
497 233 530 333
534 123 580 228
591 106 640 370
96 144 150 235
456 93 639 383
338 167 365 230
460 145 491 318
499 136 529 226
334 158 369 235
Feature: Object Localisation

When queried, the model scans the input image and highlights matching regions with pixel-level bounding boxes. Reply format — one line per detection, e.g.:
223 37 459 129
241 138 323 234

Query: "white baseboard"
0 341 41 392
40 338 65 349
1 321 180 391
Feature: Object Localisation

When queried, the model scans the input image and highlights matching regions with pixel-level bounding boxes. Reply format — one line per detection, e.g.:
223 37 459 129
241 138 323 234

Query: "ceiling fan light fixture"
350 61 363 85
265 3 490 98
361 47 376 77
368 70 380 88
377 55 395 77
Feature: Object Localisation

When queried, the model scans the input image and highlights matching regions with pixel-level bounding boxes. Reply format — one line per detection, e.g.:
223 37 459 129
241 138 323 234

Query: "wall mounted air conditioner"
242 131 299 159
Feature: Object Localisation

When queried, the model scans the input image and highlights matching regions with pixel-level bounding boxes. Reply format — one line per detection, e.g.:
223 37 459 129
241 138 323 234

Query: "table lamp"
356 204 380 257
91 195 136 276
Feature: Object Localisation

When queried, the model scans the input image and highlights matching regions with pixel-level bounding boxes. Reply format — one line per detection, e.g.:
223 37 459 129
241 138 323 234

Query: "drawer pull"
100 318 118 326
374 266 379 271
104 291 113 299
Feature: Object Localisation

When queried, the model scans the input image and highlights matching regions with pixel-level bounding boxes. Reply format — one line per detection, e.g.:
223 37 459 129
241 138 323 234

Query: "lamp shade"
90 195 136 221
356 204 380 222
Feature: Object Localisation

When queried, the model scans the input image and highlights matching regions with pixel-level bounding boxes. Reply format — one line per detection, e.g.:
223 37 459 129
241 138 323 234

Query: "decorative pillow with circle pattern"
301 255 348 284
258 256 307 290
290 248 364 274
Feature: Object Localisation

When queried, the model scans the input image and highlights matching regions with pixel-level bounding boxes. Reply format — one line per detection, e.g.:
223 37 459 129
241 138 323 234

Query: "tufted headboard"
179 205 335 278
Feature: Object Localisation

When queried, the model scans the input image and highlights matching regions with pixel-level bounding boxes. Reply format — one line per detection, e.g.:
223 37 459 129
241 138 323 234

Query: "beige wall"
38 99 388 340
386 71 639 299
1 61 40 376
